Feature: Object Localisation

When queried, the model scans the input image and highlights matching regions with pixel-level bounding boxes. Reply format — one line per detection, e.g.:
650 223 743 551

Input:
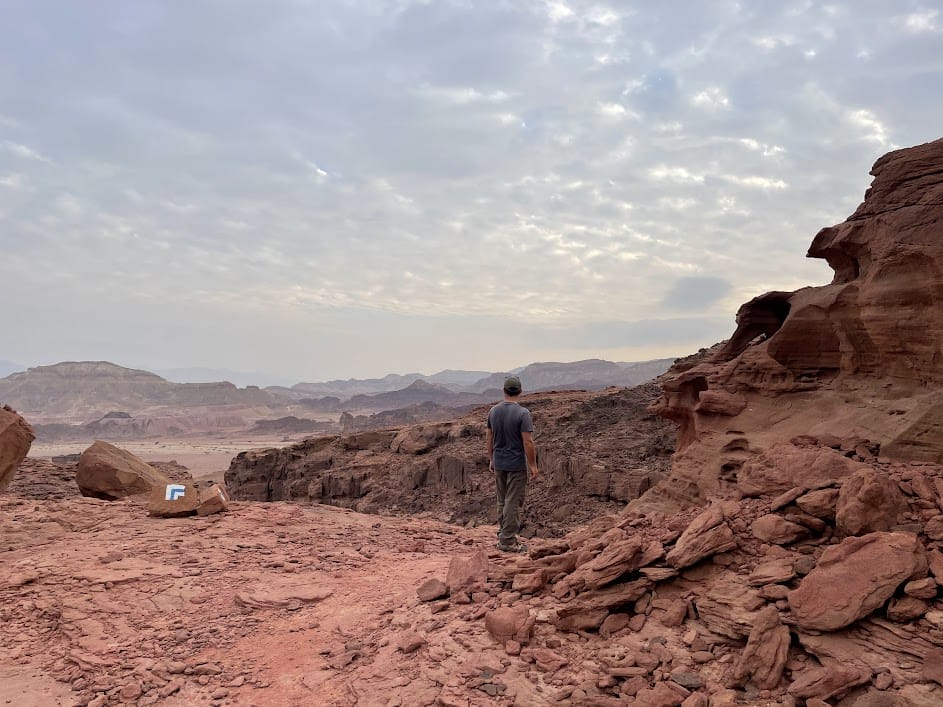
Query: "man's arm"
486 427 494 472
522 431 539 481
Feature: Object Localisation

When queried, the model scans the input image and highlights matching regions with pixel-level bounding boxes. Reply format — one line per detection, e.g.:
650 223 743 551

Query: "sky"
1 1 942 383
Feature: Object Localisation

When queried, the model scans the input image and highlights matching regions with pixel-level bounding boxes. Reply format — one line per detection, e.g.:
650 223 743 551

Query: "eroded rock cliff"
641 138 943 513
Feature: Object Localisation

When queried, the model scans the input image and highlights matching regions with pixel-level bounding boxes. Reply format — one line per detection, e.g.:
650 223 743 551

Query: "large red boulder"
835 468 905 537
788 532 928 631
0 405 34 492
76 440 170 500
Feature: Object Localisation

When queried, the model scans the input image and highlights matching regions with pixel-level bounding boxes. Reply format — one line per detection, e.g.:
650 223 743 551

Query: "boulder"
738 444 868 497
835 469 906 537
899 684 943 706
484 606 533 644
148 482 201 517
886 596 929 622
527 647 567 673
796 487 840 519
0 405 34 492
560 535 664 592
196 483 229 516
148 482 227 518
666 504 737 569
77 441 170 500
511 569 547 595
751 514 809 545
747 557 796 586
598 613 630 638
731 605 790 689
788 532 928 631
904 577 938 599
787 662 871 702
922 648 943 687
691 570 764 639
927 549 943 586
391 424 449 455
631 682 685 707
445 550 488 594
416 578 448 602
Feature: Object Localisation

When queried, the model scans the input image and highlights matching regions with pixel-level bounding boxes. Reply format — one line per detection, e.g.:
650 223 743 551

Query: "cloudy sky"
1 1 941 383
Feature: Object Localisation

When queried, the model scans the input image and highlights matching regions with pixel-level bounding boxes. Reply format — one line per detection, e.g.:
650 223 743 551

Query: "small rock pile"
465 435 943 705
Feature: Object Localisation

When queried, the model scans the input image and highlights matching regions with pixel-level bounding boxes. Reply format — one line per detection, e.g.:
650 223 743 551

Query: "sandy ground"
0 491 557 707
29 436 302 479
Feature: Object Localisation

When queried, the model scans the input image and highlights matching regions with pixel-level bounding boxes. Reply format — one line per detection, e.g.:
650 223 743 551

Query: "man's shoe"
496 541 527 554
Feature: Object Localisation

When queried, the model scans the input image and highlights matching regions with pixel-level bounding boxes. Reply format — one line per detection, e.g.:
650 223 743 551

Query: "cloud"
899 10 939 33
692 87 730 109
661 276 733 312
0 0 938 379
722 175 789 189
417 84 513 105
847 109 890 146
2 140 51 163
649 166 705 184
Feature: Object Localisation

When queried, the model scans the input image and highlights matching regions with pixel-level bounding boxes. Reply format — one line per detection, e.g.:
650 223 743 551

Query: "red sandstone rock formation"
0 405 34 492
641 138 943 513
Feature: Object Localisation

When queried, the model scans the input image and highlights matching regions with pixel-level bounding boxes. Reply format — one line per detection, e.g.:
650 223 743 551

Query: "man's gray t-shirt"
487 402 534 472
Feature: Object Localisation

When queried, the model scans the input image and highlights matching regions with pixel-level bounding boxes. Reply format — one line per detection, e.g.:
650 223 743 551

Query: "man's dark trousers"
496 468 527 545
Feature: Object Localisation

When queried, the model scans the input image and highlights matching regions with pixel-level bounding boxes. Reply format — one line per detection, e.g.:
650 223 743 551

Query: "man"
486 375 539 553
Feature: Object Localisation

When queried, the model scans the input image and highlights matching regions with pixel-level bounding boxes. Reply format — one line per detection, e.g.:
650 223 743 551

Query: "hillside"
0 361 288 423
342 379 498 410
467 358 676 394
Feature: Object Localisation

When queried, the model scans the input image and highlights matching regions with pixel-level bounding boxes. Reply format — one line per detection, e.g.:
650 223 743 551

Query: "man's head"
503 375 522 397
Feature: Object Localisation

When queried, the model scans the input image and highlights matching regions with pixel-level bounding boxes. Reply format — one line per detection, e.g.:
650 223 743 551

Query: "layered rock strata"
640 138 943 513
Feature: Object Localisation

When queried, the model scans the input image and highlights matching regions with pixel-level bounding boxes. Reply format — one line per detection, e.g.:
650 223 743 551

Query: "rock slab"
788 531 928 631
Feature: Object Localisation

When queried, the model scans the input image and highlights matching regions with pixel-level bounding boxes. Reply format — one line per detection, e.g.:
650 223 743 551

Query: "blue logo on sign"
165 484 187 501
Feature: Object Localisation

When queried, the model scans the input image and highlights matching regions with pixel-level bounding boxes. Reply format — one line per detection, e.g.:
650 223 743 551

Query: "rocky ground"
9 433 943 706
4 461 687 707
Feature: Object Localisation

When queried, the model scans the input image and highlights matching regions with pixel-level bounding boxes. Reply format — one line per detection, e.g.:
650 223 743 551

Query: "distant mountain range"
0 361 283 422
464 359 674 394
273 358 675 400
154 367 297 388
0 357 677 425
299 379 501 413
271 369 492 399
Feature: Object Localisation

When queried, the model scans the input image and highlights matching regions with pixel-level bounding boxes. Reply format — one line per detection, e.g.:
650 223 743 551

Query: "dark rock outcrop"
225 385 675 536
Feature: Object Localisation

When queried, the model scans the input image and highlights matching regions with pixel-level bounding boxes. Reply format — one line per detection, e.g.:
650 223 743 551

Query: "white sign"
165 484 187 501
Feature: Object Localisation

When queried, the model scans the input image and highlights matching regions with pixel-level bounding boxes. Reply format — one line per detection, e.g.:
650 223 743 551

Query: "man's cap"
503 375 522 394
